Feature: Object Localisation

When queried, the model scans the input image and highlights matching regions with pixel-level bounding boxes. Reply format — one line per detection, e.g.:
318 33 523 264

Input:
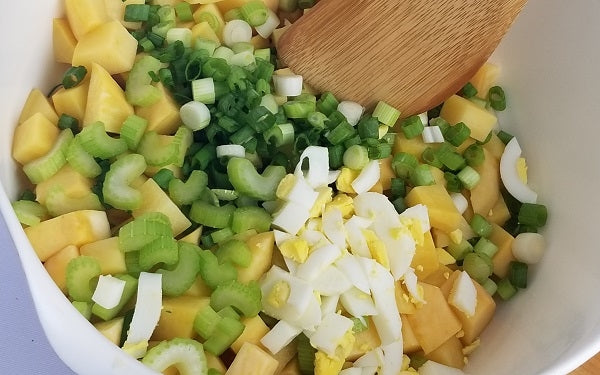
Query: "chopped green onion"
328 144 344 169
120 115 148 151
400 115 424 139
174 2 193 22
367 141 392 160
66 256 101 302
223 19 253 47
497 278 517 300
463 143 485 167
195 38 219 56
429 117 450 133
390 178 406 198
65 137 102 178
447 238 473 261
296 333 316 375
457 166 480 189
496 130 514 145
410 164 435 186
62 66 87 89
263 123 295 147
391 152 418 180
316 92 339 116
343 144 369 170
240 0 269 26
473 237 499 258
230 126 255 145
326 121 355 145
227 157 286 201
461 82 478 98
191 78 216 104
125 4 151 22
180 101 211 131
518 203 548 228
216 144 246 159
152 168 175 190
283 100 316 119
102 153 146 210
212 47 235 64
230 50 256 67
260 94 279 114
444 172 462 192
231 42 254 54
372 101 401 126
23 129 73 184
254 48 270 61
357 116 380 139
421 147 443 169
344 135 362 148
195 10 223 34
392 196 406 213
462 252 492 284
57 114 79 132
210 279 261 317
470 214 493 237
444 122 471 147
203 57 231 81
488 86 507 111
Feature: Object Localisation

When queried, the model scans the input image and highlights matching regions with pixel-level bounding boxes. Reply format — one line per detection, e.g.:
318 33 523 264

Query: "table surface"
0 211 597 375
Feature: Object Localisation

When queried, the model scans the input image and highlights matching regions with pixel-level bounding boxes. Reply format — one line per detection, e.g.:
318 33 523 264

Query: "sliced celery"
141 338 207 375
92 274 138 321
138 127 192 167
189 201 236 229
158 241 201 297
226 157 286 201
125 55 163 107
119 212 173 252
77 122 128 159
23 129 73 184
217 306 240 320
66 256 102 302
215 239 252 267
72 301 93 320
45 187 103 217
193 305 221 339
231 206 272 234
198 250 238 289
120 115 148 150
65 137 102 178
168 170 208 206
11 200 48 226
203 316 245 356
210 280 261 317
138 236 179 271
210 227 234 244
102 153 147 210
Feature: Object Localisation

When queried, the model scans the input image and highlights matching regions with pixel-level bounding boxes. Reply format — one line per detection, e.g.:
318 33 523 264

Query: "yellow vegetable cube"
394 283 416 314
393 133 428 161
271 342 298 374
25 210 111 261
486 193 511 226
424 335 465 369
378 156 395 191
83 62 134 133
52 80 90 123
94 317 124 346
65 0 109 40
206 353 227 373
180 227 203 245
35 165 93 205
470 149 500 217
349 317 381 360
72 20 138 75
44 245 80 293
53 18 77 64
191 22 221 44
422 264 454 288
135 83 182 135
405 185 462 233
193 4 225 36
132 178 192 236
104 0 146 30
231 315 270 353
483 132 506 160
152 296 210 341
405 283 462 354
410 231 440 279
226 342 279 375
489 224 516 278
79 237 127 274
279 358 301 375
12 113 60 165
238 231 275 282
469 62 501 100
18 89 59 125
401 314 421 353
440 95 497 142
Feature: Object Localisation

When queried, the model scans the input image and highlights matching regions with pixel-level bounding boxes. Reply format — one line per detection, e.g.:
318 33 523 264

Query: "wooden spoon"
277 0 527 116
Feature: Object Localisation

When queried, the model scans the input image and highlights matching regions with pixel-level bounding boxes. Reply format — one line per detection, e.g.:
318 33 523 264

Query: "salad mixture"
10 0 549 374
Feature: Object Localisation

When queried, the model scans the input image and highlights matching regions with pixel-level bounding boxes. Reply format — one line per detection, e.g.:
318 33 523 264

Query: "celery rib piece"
210 279 261 317
215 239 252 267
125 55 163 107
138 236 179 271
102 153 147 210
203 316 245 356
119 212 173 253
92 274 138 321
189 201 235 229
77 122 128 159
23 128 73 184
198 250 237 290
194 305 221 339
65 137 102 178
45 187 103 217
157 241 201 297
226 157 286 201
66 256 102 302
231 206 272 234
141 338 207 375
168 170 208 206
120 115 148 150
11 200 48 226
137 127 192 167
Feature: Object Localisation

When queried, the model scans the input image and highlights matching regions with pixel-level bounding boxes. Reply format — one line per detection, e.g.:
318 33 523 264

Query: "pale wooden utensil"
277 0 527 116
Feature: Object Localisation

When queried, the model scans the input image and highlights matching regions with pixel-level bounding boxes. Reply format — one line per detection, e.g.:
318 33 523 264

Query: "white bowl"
1 0 599 374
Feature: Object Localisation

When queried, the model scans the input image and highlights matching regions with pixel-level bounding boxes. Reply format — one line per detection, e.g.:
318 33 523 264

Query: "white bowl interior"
1 0 599 374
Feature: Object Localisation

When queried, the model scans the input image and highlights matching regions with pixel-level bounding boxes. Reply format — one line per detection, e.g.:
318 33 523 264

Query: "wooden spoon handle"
278 0 527 116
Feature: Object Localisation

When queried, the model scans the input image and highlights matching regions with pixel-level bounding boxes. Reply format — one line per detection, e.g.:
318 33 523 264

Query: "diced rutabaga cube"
52 18 77 64
440 95 497 142
12 113 60 165
65 0 108 40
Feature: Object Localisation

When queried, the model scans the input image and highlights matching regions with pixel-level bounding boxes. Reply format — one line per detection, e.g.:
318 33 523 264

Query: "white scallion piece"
260 94 279 114
418 112 429 127
337 101 364 126
512 232 545 264
122 272 163 358
294 146 330 188
431 125 445 142
449 270 478 317
222 19 253 47
180 101 211 131
255 9 280 38
273 74 303 97
91 275 126 310
351 160 381 194
216 144 245 159
165 27 192 48
450 192 469 214
500 137 538 203
272 201 311 235
229 50 256 67
191 77 215 104
213 46 235 62
260 320 302 355
309 313 354 357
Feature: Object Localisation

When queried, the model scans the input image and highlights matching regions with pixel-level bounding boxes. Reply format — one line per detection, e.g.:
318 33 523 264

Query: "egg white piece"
380 340 404 375
272 201 311 235
339 368 363 375
345 215 373 229
500 137 538 203
402 267 425 304
260 266 314 321
354 347 385 368
283 255 299 274
300 230 332 249
92 275 126 310
360 367 379 375
419 360 466 375
398 204 431 233
310 312 354 357
312 264 352 296
320 294 341 317
361 258 402 345
340 287 378 317
322 207 347 249
293 292 323 331
449 270 478 317
327 169 342 184
351 160 381 194
260 319 302 355
285 172 320 209
345 220 371 258
335 254 371 294
296 244 342 281
295 146 330 188
353 192 401 228
371 223 416 281
273 229 295 248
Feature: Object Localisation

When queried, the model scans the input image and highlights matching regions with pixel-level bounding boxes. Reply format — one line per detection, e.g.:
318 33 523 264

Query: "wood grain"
571 352 600 375
278 0 527 115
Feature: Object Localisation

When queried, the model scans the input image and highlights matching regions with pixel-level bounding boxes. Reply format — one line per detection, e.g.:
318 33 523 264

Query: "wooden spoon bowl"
278 0 527 116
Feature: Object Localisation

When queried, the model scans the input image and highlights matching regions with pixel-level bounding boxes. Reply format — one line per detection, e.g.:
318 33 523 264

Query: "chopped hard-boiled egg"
500 137 538 203
279 237 310 263
449 270 478 317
